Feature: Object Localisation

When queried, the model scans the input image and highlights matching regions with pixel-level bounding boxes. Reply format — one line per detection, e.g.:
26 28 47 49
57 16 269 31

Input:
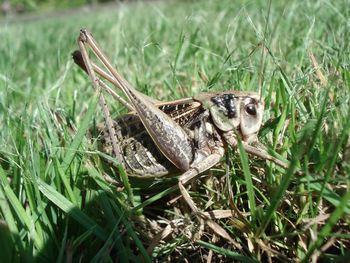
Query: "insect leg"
223 131 290 170
177 153 241 248
77 33 124 167
73 50 134 111
242 143 290 169
73 49 159 108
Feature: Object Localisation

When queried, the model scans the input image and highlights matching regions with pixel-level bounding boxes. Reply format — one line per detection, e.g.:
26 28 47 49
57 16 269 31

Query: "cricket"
73 29 289 178
72 28 291 248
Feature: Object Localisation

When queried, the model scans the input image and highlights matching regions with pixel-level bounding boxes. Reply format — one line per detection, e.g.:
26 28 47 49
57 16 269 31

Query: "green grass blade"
53 158 78 204
301 176 350 214
256 153 299 237
237 140 256 219
0 167 19 236
109 201 152 263
37 179 107 241
316 106 350 207
0 165 37 244
196 240 259 263
301 189 350 263
61 90 99 171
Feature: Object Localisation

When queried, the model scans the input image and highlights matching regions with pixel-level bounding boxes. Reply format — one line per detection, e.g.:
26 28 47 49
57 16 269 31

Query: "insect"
73 29 289 244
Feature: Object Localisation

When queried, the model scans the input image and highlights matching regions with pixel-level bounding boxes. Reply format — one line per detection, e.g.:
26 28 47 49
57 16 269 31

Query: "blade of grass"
301 188 350 262
96 192 129 262
196 240 259 263
53 158 78 204
237 139 256 220
61 89 99 171
91 224 120 263
109 201 152 263
131 184 178 213
316 105 350 208
0 165 40 247
37 178 107 240
256 151 299 237
265 45 308 122
301 175 350 213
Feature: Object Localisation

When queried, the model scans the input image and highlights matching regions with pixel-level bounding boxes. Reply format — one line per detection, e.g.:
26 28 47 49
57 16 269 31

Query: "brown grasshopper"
73 29 289 242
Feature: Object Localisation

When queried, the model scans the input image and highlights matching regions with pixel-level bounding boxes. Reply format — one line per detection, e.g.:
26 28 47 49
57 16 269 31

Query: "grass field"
1 0 350 262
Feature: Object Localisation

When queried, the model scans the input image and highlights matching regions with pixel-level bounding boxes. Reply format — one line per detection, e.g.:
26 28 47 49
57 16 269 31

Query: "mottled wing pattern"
99 99 203 177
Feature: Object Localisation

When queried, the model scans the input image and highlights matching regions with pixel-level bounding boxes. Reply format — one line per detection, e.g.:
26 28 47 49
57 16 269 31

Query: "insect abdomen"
99 113 177 177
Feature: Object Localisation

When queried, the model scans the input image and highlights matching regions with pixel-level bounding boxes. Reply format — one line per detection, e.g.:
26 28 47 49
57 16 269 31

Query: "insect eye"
245 104 257 115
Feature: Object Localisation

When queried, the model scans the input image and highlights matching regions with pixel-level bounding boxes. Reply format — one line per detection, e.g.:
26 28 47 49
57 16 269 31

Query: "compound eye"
245 104 257 115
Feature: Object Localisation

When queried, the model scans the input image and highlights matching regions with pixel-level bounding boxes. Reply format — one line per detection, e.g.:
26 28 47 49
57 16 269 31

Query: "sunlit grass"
0 0 349 262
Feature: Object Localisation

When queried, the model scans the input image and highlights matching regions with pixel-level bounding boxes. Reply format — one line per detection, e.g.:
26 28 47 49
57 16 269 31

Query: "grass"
0 0 350 262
